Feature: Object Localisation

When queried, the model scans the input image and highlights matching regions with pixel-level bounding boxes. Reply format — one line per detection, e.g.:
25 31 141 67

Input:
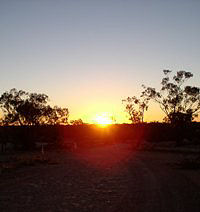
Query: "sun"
94 113 113 127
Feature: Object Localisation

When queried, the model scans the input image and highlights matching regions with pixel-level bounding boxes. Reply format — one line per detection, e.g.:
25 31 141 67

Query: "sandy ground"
0 144 200 212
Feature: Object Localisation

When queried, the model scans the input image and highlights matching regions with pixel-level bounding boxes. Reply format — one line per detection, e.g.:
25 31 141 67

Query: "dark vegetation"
0 88 69 126
0 123 200 152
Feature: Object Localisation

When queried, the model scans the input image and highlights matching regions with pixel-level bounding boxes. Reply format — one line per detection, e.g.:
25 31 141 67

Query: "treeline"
1 70 200 127
0 88 69 126
1 123 200 151
123 70 200 125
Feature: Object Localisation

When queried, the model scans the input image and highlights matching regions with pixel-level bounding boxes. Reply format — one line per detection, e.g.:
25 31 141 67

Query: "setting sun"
94 113 114 127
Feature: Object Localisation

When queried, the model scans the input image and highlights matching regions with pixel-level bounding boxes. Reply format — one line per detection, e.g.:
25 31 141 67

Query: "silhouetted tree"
42 106 69 125
142 70 200 124
122 96 149 124
0 88 69 125
70 119 84 125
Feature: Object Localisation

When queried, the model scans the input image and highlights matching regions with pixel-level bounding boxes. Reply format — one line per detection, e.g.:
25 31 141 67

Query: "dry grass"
0 151 60 174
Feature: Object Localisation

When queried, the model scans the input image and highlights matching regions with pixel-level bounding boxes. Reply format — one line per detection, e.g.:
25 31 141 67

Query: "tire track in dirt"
116 152 200 212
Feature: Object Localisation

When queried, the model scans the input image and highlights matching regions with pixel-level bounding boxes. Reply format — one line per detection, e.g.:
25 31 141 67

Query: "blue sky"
0 0 200 122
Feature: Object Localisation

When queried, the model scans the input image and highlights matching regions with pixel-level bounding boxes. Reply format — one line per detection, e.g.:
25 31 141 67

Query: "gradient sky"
0 0 200 123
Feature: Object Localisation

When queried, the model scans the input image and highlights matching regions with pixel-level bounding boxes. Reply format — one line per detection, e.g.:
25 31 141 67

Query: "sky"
0 0 200 123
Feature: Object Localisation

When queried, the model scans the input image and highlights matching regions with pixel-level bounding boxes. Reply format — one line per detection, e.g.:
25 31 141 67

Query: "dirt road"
0 144 200 211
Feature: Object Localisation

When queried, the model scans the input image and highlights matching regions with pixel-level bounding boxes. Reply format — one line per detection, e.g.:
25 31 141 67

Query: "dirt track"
0 144 200 212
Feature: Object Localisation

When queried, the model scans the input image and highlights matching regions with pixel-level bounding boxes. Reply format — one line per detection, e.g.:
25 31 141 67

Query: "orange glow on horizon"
94 113 114 127
67 101 168 124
